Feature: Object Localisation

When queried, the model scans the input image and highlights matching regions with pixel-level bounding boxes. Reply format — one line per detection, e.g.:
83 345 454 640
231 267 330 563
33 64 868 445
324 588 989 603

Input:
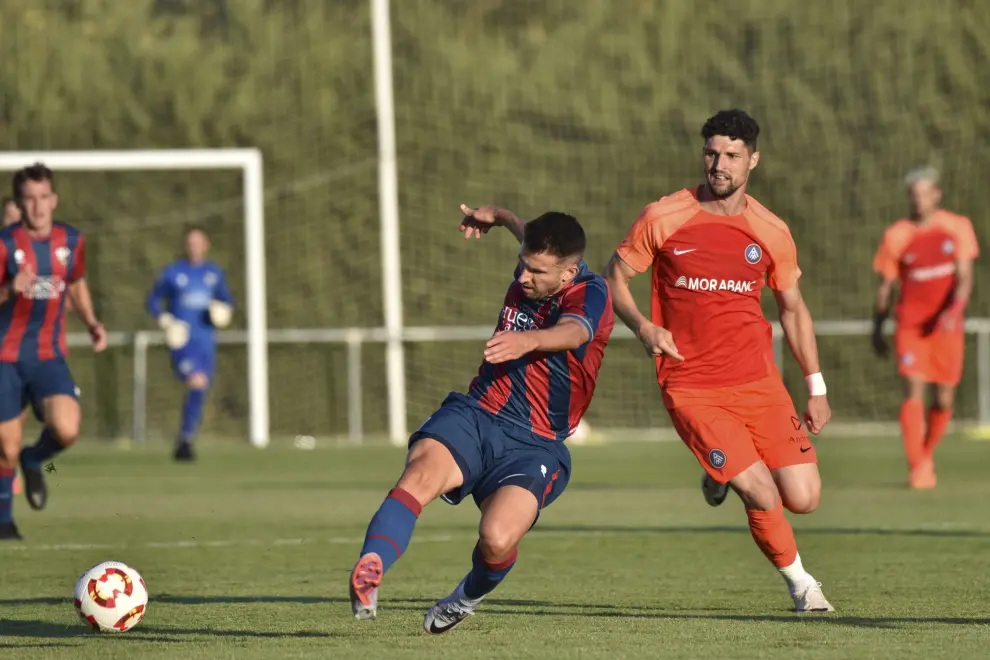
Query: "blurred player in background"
146 226 233 462
2 197 21 495
605 110 834 612
3 196 21 227
871 167 979 489
0 163 107 541
349 205 612 633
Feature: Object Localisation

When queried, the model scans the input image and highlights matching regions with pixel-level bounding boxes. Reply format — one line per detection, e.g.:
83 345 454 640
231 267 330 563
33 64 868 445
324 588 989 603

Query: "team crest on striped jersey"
55 246 71 266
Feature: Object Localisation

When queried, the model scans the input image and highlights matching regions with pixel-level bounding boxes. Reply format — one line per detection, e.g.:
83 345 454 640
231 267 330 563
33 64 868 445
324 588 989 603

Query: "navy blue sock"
180 389 206 443
359 487 422 574
0 467 15 524
20 429 64 471
463 543 518 600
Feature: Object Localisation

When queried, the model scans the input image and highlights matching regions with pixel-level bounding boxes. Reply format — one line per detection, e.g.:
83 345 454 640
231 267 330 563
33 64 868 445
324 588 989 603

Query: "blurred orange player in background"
872 166 979 489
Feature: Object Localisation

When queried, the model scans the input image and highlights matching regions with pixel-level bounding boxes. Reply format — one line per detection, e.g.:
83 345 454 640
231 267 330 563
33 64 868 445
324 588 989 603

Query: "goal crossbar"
0 149 270 448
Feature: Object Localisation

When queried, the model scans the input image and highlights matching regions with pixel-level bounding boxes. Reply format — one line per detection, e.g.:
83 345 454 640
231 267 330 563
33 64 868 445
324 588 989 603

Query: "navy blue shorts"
409 392 571 514
0 358 79 423
170 342 216 382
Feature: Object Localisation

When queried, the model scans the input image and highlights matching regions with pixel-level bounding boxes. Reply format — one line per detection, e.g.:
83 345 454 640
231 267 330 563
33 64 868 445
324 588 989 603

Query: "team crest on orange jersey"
744 243 762 264
708 448 726 469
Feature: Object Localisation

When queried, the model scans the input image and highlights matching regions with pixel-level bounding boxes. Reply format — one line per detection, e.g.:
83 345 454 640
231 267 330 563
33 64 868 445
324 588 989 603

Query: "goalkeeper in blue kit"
146 226 233 461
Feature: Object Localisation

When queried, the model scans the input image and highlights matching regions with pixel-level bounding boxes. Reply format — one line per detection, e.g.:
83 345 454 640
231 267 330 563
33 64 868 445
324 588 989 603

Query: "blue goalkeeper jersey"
145 259 233 345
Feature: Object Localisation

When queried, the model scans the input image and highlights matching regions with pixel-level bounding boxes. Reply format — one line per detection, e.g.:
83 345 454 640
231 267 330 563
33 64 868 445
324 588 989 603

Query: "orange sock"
924 407 952 456
899 399 925 469
746 500 798 569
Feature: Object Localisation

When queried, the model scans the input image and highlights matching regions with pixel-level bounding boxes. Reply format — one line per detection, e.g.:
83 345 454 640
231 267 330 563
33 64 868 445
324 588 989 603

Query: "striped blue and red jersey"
0 222 86 362
468 261 613 441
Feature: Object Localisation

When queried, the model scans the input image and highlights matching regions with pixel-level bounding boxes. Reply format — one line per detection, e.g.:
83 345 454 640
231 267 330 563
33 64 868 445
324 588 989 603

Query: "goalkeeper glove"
158 313 190 350
208 301 233 329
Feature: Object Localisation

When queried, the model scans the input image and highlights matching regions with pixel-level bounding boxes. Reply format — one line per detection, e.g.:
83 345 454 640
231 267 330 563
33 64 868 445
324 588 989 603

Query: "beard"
707 173 739 199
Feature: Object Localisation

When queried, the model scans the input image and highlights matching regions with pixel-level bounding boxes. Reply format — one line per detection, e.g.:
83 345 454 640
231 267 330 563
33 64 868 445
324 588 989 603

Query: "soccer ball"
73 561 148 633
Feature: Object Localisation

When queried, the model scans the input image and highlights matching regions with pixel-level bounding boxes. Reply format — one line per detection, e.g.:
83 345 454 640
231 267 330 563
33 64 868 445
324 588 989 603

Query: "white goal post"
0 149 270 448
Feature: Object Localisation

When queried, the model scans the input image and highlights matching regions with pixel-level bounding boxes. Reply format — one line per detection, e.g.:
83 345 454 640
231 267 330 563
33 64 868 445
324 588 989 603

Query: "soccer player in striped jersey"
349 205 613 633
0 163 107 540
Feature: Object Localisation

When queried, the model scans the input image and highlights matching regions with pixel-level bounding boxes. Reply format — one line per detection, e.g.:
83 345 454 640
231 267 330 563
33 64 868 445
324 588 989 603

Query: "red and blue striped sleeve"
559 277 609 343
69 234 86 282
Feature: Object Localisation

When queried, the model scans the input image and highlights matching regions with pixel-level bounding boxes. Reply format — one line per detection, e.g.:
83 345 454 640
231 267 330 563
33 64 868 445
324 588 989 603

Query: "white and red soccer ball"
73 561 148 633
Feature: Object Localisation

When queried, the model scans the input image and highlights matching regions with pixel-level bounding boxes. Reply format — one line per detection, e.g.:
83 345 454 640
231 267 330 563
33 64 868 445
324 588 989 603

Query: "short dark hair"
701 109 760 150
522 212 586 259
12 163 55 200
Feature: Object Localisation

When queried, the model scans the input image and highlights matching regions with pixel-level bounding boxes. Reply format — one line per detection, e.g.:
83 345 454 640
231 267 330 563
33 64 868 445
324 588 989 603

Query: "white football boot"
791 580 835 613
424 577 480 634
349 553 383 620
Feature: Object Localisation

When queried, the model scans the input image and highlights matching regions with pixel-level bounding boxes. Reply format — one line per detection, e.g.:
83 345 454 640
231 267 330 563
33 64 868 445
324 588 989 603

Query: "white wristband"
806 372 827 396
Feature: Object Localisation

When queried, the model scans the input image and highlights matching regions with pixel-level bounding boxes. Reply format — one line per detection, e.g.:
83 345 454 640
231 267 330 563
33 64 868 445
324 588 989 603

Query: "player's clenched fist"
484 330 538 364
804 395 831 435
637 322 684 361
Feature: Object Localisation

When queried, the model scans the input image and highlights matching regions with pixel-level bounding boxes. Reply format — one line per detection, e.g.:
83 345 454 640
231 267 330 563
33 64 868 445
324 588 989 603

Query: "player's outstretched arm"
604 252 683 360
67 279 107 353
459 204 526 243
483 318 591 364
774 283 830 434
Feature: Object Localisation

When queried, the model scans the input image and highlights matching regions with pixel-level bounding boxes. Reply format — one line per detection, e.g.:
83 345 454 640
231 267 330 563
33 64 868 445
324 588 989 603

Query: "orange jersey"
617 187 800 391
872 210 979 329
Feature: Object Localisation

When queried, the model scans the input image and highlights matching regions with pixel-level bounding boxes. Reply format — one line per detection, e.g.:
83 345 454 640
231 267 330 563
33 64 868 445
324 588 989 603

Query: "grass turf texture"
1 437 988 659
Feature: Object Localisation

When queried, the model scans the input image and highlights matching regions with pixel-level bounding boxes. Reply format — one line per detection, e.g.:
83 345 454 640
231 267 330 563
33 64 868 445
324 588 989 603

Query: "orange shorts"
664 375 817 484
895 327 964 386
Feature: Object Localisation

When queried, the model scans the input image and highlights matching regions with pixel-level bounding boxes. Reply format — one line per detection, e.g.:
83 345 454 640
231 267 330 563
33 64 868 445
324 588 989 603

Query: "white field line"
2 522 986 554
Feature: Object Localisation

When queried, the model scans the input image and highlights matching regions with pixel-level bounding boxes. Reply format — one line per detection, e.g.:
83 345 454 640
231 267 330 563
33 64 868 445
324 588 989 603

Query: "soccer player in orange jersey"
605 109 834 612
871 167 979 489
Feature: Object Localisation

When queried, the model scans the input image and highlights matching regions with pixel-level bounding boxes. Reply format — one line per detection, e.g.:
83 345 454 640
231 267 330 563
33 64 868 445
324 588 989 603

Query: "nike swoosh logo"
800 446 812 453
429 619 460 634
672 248 696 256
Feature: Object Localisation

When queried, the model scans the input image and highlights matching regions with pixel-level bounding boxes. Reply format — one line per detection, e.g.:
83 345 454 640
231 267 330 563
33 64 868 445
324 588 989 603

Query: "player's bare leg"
424 485 536 634
771 463 821 515
175 372 210 462
920 384 955 486
19 395 80 511
730 460 833 613
0 417 24 540
350 438 464 620
900 376 934 489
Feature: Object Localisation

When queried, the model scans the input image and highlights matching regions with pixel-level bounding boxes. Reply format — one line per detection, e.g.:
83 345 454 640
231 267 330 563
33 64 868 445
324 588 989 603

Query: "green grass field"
1 436 988 659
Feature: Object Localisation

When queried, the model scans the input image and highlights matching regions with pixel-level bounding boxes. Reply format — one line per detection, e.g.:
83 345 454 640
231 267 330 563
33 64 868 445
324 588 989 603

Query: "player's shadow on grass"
0 619 326 640
531 524 990 539
377 602 990 629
